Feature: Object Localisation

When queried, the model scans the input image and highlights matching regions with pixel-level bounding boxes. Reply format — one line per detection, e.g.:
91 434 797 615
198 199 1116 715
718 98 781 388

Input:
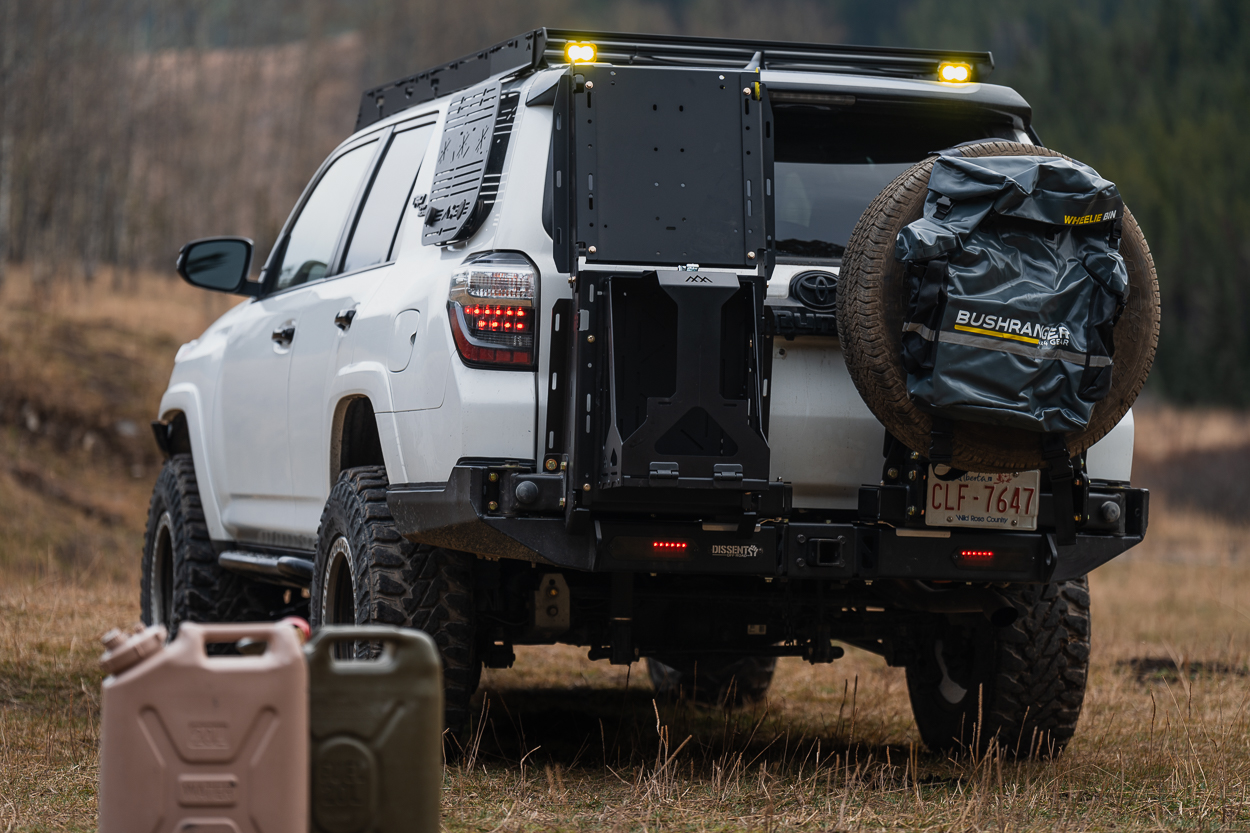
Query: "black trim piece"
151 420 172 458
543 298 573 467
551 73 575 273
526 74 560 106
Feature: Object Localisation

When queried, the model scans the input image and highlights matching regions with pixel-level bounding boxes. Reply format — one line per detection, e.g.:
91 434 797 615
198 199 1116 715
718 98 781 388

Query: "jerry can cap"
100 622 167 676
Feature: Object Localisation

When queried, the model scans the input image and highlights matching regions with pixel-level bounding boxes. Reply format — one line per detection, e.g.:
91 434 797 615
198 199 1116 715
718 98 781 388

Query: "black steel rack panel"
357 27 995 131
540 29 993 79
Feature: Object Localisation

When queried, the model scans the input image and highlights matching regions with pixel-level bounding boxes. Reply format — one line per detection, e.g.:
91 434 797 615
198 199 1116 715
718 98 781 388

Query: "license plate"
926 468 1040 531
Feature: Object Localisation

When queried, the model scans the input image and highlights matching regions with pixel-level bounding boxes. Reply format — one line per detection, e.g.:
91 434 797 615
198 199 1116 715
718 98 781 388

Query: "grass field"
1 269 1249 831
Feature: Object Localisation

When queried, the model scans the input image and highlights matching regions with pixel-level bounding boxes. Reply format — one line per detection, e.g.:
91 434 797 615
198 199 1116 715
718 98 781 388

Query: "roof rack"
356 28 994 131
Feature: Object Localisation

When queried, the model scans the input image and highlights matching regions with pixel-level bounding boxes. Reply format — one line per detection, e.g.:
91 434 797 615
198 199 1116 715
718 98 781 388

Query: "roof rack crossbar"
356 28 994 131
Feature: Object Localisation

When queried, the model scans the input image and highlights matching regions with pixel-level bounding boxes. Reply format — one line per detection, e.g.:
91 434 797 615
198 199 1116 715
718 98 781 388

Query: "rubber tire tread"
837 141 1161 472
905 577 1091 757
311 466 480 745
141 454 286 636
647 655 777 706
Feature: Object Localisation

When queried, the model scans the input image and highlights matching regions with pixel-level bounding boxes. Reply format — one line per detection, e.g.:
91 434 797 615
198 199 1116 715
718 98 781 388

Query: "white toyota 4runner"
144 30 1153 755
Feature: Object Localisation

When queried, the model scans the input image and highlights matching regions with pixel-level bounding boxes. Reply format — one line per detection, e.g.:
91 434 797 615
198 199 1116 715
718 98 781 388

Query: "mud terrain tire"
141 454 290 635
311 466 480 747
647 655 777 706
905 578 1091 757
837 141 1161 472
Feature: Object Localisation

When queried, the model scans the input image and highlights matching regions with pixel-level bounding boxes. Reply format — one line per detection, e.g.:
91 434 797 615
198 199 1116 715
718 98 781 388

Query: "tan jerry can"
98 621 309 833
306 625 443 833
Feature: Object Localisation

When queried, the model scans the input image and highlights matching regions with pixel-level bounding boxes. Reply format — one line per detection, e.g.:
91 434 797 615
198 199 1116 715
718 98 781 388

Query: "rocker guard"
386 466 1146 582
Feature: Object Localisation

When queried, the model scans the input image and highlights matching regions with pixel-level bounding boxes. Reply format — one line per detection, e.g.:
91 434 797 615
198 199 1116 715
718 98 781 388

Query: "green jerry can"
306 625 444 833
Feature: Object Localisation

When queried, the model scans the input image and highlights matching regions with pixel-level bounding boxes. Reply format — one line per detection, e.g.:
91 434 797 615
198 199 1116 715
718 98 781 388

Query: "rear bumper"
387 466 1147 584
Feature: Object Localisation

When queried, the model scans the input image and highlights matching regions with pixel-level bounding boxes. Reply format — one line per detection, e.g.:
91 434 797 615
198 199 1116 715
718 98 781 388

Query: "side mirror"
176 237 258 296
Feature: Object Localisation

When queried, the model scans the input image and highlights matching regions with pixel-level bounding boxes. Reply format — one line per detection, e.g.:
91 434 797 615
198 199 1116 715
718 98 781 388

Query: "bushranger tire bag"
838 141 1160 472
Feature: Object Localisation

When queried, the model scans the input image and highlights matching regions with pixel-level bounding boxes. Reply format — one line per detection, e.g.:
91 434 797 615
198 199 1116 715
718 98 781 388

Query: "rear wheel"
311 466 481 746
647 655 777 706
141 454 290 636
904 578 1091 757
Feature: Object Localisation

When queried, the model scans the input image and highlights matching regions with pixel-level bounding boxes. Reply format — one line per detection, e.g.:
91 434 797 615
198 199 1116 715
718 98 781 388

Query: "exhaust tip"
988 606 1019 628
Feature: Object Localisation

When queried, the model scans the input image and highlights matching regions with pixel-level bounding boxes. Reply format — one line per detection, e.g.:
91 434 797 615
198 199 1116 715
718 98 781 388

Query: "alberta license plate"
926 468 1040 531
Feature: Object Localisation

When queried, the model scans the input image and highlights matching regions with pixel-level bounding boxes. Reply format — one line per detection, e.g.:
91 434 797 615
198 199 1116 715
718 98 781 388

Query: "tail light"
447 252 537 368
953 548 997 568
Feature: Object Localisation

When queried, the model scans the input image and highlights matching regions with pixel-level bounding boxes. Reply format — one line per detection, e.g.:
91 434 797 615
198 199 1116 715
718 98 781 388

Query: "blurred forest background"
0 0 1246 402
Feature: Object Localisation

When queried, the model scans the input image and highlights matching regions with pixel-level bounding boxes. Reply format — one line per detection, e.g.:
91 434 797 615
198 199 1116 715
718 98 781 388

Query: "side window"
274 140 377 292
342 123 435 273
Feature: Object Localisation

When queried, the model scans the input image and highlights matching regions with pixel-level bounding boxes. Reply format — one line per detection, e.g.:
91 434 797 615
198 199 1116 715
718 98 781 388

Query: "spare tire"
837 141 1160 473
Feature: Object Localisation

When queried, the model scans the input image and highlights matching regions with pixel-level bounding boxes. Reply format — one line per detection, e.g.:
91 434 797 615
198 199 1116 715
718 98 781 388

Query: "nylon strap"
1042 433 1077 546
928 417 954 468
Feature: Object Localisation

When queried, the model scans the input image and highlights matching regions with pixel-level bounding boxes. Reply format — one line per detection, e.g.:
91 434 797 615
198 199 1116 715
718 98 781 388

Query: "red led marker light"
469 305 528 333
652 541 689 551
959 550 995 560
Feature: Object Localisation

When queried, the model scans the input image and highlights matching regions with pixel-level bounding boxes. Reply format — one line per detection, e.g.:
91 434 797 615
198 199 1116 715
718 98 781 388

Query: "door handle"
271 325 295 345
334 308 357 331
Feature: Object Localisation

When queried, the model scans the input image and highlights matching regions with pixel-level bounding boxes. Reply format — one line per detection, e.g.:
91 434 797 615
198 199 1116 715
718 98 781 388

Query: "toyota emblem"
790 271 839 312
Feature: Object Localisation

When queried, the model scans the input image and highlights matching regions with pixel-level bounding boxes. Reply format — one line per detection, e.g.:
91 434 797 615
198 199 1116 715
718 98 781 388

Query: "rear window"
772 96 1026 260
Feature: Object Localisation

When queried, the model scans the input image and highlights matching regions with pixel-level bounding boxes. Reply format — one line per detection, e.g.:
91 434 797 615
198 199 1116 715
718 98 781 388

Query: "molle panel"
575 269 771 494
570 66 773 269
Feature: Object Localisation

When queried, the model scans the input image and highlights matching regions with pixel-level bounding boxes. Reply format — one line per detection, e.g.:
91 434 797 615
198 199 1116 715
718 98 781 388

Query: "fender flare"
156 383 229 542
327 360 407 484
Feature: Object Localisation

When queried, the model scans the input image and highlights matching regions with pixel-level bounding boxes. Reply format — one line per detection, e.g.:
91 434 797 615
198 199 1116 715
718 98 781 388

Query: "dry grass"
2 276 1250 830
3 560 1248 832
0 582 133 832
0 266 238 581
1133 403 1250 463
443 557 1250 832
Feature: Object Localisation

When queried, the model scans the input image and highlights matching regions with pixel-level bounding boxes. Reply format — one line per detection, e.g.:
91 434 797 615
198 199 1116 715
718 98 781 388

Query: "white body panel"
767 336 883 509
158 67 1137 549
285 266 393 534
1086 410 1134 482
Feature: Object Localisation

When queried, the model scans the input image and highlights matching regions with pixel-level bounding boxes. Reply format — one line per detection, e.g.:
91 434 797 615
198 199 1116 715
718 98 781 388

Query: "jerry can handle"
305 625 441 676
177 621 304 660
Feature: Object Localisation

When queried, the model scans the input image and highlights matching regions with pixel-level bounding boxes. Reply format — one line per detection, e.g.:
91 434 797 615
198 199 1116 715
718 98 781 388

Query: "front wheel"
904 578 1091 758
311 466 481 745
141 454 291 636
